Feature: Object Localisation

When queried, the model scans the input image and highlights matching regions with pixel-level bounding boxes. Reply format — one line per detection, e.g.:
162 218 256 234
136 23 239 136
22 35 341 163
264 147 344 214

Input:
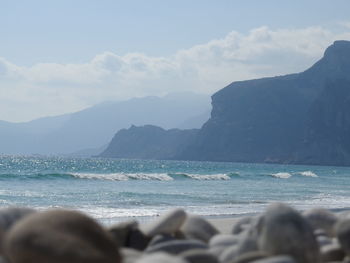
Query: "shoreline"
1 203 350 262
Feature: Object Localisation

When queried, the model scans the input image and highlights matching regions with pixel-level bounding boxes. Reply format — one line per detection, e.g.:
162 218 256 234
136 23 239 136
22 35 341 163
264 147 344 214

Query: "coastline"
1 203 349 263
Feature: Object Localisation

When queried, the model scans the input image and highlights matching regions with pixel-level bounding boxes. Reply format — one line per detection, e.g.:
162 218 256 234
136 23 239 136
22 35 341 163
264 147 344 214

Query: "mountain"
180 40 350 165
100 125 198 159
0 93 210 155
102 41 350 166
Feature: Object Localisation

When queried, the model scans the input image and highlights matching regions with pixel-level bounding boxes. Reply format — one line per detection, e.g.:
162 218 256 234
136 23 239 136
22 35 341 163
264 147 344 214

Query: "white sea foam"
299 171 318 177
181 173 231 180
71 172 232 181
71 173 173 181
271 172 292 179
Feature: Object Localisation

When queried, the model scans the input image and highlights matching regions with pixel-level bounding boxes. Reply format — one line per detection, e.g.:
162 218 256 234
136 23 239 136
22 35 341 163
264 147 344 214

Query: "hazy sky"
1 0 350 122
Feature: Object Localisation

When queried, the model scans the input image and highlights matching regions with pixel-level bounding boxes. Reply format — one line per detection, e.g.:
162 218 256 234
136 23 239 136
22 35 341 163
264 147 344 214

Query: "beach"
0 203 350 263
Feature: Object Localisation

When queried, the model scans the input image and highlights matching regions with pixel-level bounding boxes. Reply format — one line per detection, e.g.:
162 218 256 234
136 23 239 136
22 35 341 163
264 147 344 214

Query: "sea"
0 155 349 224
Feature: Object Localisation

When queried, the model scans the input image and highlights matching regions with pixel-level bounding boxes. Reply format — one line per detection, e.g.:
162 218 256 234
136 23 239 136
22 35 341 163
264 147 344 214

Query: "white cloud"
1 24 350 122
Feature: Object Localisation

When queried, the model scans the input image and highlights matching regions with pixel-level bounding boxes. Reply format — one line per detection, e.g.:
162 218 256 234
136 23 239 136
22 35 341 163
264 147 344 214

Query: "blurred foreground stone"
0 203 349 263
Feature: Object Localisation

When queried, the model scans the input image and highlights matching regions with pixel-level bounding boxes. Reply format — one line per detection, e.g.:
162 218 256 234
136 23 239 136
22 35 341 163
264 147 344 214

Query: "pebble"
257 203 319 263
317 235 333 246
180 248 219 263
3 209 121 263
121 248 142 263
108 220 138 247
320 243 345 262
314 228 328 237
231 251 269 263
141 209 187 237
220 233 258 263
0 207 36 250
148 234 177 247
209 245 229 258
250 255 296 263
135 252 188 263
181 215 219 243
146 239 208 254
0 203 348 263
127 228 150 251
209 234 240 248
303 208 337 237
231 217 253 235
335 217 350 256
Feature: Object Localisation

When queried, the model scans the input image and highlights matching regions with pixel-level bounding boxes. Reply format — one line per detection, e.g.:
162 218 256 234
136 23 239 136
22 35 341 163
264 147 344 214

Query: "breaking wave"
270 172 292 179
299 171 318 177
0 172 240 181
0 170 318 181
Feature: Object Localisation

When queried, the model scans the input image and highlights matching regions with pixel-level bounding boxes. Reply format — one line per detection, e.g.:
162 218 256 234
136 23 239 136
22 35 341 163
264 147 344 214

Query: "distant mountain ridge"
101 41 350 166
100 125 198 159
0 93 210 155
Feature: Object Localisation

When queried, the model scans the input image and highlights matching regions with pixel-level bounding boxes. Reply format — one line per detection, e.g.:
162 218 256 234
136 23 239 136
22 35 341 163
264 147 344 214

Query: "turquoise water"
0 156 349 224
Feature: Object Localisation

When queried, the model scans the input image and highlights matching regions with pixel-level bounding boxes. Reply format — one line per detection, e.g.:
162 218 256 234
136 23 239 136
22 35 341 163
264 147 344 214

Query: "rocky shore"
0 203 349 263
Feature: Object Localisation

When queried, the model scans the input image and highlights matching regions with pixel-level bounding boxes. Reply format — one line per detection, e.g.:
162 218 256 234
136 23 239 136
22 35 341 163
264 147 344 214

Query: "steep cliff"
179 40 350 164
101 41 350 166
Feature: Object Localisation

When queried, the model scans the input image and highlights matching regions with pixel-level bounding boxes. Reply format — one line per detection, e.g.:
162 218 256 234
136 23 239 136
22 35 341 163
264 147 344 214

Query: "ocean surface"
0 155 349 224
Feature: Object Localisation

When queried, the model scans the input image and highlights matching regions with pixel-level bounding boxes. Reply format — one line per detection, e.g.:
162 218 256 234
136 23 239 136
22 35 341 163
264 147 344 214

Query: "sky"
1 0 350 122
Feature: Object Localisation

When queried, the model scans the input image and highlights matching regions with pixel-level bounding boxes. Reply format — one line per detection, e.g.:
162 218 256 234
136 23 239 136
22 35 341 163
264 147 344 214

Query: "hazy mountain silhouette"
0 93 210 155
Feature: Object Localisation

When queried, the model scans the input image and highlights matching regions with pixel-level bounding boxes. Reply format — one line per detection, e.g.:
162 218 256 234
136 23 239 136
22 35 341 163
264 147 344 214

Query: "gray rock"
146 239 207 254
231 217 253 235
180 249 219 263
0 207 36 251
135 252 188 263
314 228 327 237
251 256 296 263
108 220 138 247
209 234 240 248
220 232 258 263
317 235 333 246
3 209 121 263
320 243 345 262
209 245 229 258
336 210 350 220
220 216 261 263
231 251 269 263
303 208 337 236
0 207 36 230
148 234 177 247
121 248 142 263
181 215 219 243
141 209 186 237
257 203 319 263
220 245 239 263
127 228 150 251
335 217 350 256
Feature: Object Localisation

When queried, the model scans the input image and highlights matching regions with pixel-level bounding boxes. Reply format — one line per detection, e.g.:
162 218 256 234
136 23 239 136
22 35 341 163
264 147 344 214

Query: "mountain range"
101 40 350 166
0 93 210 155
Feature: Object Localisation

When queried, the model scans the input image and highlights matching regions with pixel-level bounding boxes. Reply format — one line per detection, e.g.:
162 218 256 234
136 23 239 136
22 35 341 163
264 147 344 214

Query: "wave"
0 170 318 181
72 172 240 181
71 172 174 181
0 172 240 181
298 171 318 177
268 171 318 179
270 172 292 179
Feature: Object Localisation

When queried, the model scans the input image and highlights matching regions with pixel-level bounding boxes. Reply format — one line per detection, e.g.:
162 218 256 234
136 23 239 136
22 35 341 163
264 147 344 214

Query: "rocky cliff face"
296 79 350 165
102 41 350 166
178 40 350 165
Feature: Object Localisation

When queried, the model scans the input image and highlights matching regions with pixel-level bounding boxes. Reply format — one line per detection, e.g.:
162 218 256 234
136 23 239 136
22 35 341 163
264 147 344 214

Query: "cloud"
1 24 350 122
